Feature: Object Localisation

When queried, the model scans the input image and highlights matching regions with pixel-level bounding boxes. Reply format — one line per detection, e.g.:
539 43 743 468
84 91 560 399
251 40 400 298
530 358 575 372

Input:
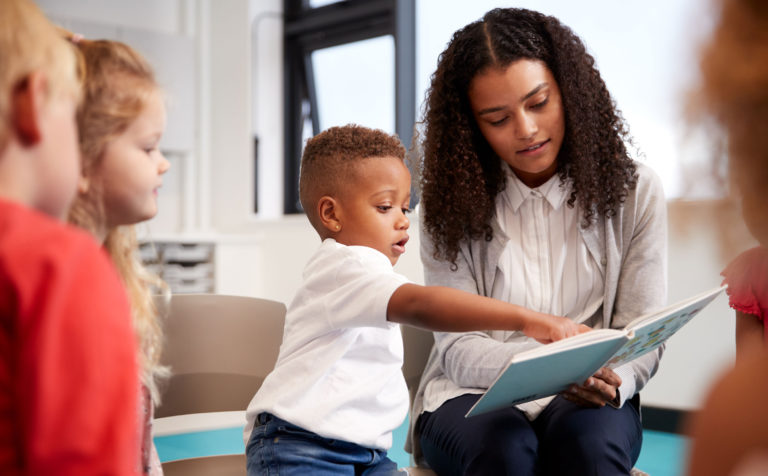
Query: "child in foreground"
66 35 171 475
0 0 139 474
244 124 587 475
686 0 768 474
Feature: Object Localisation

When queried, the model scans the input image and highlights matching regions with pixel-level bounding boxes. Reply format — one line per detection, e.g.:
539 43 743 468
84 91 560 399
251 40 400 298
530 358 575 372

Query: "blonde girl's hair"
66 36 169 403
0 0 80 151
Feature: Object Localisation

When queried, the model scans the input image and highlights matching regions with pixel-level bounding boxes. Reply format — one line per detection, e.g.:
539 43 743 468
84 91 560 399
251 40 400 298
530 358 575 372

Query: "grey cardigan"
406 162 668 461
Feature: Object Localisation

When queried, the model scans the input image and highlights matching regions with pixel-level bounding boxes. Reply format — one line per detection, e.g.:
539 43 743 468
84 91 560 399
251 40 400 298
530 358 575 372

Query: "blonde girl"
67 36 171 476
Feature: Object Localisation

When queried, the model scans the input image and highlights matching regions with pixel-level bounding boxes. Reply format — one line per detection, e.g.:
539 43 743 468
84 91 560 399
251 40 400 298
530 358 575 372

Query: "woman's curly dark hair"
418 8 637 267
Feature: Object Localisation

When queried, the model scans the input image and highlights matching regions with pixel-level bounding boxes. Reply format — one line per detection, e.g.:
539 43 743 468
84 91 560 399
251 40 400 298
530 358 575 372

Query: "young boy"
0 1 140 474
244 125 586 475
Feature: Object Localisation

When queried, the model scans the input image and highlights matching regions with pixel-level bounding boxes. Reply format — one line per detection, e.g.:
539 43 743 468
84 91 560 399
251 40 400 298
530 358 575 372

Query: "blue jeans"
246 413 407 476
418 393 643 476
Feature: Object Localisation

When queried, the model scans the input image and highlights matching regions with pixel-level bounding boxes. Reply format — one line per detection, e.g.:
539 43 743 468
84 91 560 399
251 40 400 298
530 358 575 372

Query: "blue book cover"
465 285 726 417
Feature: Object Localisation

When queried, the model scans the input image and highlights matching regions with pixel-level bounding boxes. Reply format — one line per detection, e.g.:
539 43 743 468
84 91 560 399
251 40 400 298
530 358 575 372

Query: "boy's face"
334 156 411 265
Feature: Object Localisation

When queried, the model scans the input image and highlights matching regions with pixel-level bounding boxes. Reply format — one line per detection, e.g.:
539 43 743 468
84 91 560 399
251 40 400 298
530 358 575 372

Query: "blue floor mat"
636 429 689 476
156 420 689 476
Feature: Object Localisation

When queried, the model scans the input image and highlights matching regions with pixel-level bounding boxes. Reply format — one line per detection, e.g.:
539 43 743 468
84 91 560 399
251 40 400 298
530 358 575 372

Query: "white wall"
207 0 254 231
38 0 747 412
251 2 285 220
642 201 754 409
36 0 186 35
40 0 200 235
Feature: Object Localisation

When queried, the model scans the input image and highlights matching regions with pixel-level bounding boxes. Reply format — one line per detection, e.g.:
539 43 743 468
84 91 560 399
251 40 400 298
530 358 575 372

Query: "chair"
401 325 435 412
162 454 247 476
401 325 438 476
154 294 286 476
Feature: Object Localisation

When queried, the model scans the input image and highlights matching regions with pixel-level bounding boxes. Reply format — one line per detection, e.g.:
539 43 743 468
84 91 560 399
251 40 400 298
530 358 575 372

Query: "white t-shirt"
244 238 411 450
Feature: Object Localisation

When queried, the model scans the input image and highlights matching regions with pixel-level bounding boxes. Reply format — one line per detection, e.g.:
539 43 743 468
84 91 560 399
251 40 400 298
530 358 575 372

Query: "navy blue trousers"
417 393 642 476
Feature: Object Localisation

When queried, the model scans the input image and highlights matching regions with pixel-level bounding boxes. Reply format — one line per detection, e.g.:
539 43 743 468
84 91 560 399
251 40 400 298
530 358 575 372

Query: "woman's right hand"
522 312 590 344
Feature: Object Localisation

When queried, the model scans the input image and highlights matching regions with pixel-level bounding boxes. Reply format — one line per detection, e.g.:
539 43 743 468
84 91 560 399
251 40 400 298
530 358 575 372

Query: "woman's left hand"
561 367 622 408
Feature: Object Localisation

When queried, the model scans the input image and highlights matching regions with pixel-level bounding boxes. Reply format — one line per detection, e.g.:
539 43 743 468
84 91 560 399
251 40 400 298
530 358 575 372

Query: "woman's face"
468 59 565 188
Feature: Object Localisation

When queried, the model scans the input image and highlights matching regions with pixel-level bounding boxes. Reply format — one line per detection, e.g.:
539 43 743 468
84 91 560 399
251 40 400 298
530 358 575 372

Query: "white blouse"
491 165 605 418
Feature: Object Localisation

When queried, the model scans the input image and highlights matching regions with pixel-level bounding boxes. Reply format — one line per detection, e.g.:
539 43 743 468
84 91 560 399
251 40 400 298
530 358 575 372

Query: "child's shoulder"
1 199 98 253
721 246 768 317
311 239 393 272
0 200 134 368
724 246 768 276
0 199 117 288
300 239 404 296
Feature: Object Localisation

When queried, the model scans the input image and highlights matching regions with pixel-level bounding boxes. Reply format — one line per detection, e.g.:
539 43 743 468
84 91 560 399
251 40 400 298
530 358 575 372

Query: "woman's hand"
522 313 591 344
561 367 622 407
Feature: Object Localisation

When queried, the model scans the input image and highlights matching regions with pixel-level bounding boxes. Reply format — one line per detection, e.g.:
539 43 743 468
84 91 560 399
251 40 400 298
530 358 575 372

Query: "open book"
465 285 726 417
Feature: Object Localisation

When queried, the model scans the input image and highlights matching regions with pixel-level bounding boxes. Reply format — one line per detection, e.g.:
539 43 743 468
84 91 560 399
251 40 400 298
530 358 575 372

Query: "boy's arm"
387 283 587 343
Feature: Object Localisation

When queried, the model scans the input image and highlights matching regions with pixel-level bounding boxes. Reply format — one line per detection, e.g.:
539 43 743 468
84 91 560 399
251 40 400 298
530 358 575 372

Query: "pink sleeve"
721 246 768 321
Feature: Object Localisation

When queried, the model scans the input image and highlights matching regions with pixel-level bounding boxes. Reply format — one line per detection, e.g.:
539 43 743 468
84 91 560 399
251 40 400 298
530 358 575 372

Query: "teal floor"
156 418 688 475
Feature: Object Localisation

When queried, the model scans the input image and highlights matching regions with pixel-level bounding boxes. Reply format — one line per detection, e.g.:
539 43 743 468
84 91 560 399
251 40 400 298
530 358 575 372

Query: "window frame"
282 0 416 214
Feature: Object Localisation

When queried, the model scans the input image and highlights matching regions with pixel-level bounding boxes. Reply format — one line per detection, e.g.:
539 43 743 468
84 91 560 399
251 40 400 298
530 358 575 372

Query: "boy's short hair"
0 0 80 152
299 124 406 233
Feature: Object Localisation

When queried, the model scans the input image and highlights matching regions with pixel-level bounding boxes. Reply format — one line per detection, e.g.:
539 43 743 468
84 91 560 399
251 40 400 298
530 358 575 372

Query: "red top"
721 246 768 340
0 199 140 476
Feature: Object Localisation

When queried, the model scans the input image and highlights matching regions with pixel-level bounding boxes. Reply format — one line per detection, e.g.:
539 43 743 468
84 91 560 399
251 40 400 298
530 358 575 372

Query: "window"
282 0 415 213
312 36 395 132
309 0 346 7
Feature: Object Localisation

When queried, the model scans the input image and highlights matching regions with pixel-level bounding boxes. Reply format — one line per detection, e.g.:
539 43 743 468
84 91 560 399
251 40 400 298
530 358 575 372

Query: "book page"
506 328 623 363
464 285 725 417
465 334 629 416
605 285 725 368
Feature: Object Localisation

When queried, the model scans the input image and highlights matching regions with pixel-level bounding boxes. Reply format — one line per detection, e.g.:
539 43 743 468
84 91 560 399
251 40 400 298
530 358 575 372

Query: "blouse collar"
501 163 569 213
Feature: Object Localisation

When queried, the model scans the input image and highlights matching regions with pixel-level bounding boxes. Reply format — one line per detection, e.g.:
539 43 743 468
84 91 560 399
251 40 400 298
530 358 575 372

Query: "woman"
409 8 667 475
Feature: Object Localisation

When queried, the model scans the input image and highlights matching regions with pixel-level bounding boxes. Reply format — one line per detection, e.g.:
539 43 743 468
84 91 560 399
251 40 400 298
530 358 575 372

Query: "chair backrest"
401 325 435 405
401 325 438 474
155 294 286 418
162 454 247 476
